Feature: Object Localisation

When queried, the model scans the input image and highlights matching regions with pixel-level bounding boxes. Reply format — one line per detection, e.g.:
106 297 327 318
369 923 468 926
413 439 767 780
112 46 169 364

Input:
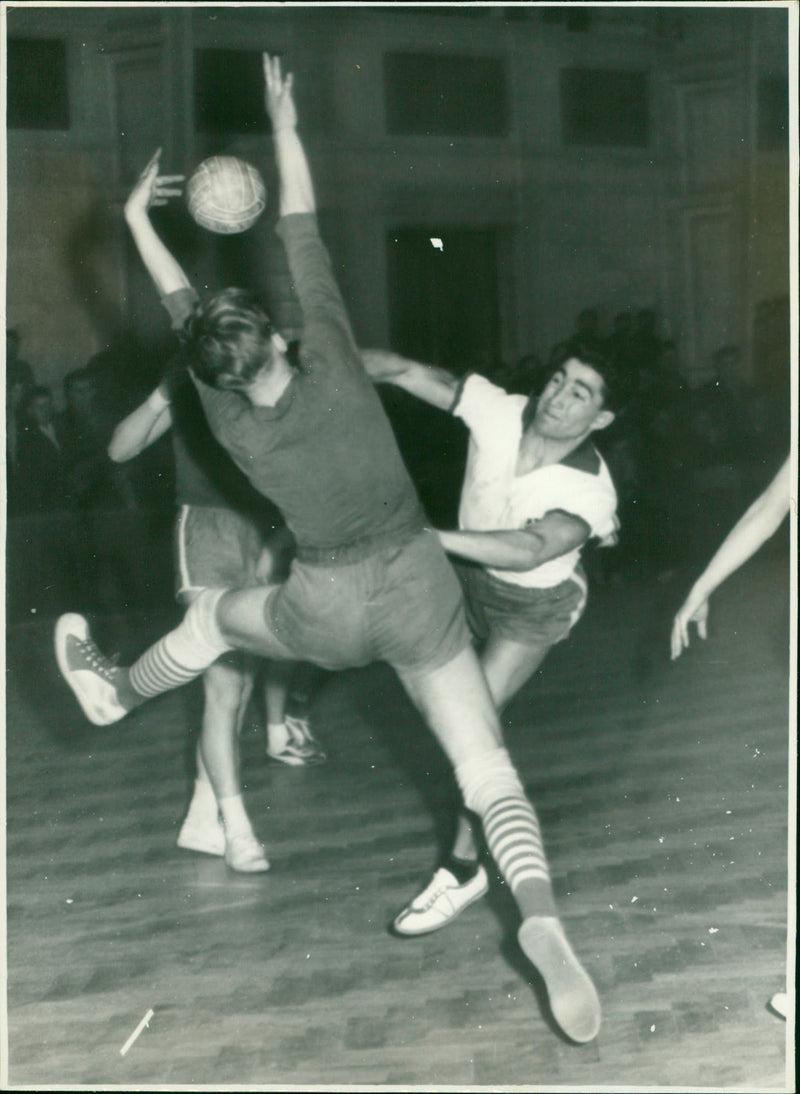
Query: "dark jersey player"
55 55 602 1043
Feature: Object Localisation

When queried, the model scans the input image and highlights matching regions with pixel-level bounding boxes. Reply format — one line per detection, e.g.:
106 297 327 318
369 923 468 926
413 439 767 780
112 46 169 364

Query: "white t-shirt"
452 373 619 589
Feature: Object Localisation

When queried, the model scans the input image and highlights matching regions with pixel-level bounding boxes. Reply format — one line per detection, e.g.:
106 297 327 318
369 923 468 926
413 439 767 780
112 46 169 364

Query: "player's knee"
454 747 526 815
204 664 247 714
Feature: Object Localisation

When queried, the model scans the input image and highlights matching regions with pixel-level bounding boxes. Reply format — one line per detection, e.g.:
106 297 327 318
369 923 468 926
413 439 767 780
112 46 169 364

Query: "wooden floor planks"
3 551 794 1089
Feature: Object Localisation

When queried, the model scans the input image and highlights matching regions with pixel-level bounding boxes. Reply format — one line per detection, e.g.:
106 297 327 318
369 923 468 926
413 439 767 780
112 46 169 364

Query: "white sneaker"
393 865 489 936
224 831 270 873
54 614 130 725
177 817 226 857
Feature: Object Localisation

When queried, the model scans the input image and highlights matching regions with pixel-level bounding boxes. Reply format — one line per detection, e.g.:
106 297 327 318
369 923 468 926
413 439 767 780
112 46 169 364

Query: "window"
7 38 69 130
384 52 508 137
561 68 648 147
194 49 270 134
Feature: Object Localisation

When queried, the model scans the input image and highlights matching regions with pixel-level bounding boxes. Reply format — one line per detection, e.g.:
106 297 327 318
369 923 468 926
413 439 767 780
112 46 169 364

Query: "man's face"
67 380 95 413
32 395 54 427
532 358 614 442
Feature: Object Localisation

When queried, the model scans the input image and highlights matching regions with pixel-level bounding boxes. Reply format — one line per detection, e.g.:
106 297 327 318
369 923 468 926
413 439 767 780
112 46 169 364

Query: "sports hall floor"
3 546 793 1090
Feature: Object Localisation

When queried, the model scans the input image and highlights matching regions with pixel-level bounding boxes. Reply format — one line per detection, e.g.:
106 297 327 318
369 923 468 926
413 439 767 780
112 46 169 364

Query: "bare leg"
452 636 553 861
264 659 293 753
398 644 601 1043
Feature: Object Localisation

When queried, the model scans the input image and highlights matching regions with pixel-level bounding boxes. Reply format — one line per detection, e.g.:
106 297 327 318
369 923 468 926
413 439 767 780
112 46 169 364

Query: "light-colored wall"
5 5 790 400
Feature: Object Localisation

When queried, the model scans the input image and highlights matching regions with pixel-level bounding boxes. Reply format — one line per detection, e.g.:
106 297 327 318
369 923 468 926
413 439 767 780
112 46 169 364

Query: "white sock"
267 721 289 753
183 777 220 829
219 794 254 840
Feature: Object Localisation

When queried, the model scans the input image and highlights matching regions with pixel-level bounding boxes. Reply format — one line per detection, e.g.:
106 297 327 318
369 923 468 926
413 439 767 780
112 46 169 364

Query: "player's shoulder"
458 373 526 416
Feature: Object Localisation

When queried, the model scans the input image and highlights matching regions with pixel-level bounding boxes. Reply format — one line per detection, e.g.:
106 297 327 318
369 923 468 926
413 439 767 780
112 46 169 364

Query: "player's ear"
592 408 615 432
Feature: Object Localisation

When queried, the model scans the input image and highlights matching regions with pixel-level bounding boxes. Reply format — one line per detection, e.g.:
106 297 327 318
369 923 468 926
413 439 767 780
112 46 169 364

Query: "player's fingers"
142 147 161 175
285 72 294 95
698 619 707 640
670 622 681 660
157 174 185 183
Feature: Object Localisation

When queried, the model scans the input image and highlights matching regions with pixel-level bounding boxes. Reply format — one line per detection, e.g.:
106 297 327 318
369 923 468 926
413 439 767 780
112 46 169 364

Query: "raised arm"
108 386 173 463
437 510 590 572
124 148 188 297
360 349 458 411
670 456 792 659
263 54 315 216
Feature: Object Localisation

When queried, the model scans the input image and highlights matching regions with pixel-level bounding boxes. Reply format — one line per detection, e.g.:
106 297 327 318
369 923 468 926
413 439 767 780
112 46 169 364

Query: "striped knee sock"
455 747 557 919
129 588 232 699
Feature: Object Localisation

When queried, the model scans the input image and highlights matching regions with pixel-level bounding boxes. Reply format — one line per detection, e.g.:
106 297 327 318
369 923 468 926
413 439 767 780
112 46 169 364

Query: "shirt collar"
559 437 601 475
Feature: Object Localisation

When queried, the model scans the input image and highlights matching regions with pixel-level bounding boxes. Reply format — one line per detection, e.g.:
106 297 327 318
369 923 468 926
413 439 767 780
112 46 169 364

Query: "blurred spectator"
9 385 84 617
688 344 757 560
490 352 548 396
604 310 636 376
6 327 35 392
572 307 600 343
15 385 72 513
630 308 664 379
6 370 31 517
60 367 138 511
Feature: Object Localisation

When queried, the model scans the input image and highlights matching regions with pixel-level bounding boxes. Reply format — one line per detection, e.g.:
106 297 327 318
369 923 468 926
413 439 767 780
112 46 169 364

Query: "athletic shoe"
54 614 130 726
224 831 270 873
177 817 226 857
518 915 602 1043
769 992 788 1019
267 715 327 766
393 864 489 936
286 714 327 763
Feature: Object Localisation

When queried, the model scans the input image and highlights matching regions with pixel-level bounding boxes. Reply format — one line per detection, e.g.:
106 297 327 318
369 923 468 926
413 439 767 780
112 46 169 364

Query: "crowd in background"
5 297 791 622
6 327 175 621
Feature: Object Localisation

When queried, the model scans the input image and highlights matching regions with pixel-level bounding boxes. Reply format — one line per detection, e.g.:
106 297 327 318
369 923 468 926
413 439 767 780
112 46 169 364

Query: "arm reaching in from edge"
360 349 458 412
437 510 591 573
124 148 189 298
108 386 173 463
670 456 792 660
263 54 315 216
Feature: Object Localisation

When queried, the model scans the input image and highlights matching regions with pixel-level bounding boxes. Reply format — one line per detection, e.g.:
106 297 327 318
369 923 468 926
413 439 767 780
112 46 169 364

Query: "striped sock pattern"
482 793 550 889
128 588 232 699
129 639 206 698
456 747 557 919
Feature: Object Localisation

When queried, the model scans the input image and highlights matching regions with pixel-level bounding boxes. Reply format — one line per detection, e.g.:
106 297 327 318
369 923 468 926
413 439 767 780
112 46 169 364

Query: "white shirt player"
452 373 619 589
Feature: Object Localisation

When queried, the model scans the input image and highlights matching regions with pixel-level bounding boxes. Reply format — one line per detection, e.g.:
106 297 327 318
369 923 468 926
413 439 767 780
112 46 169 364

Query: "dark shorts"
456 560 587 648
264 528 471 676
174 504 263 600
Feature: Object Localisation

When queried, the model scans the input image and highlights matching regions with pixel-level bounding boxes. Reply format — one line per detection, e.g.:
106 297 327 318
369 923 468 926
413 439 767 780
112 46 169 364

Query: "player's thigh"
480 634 553 711
396 643 503 769
216 585 297 661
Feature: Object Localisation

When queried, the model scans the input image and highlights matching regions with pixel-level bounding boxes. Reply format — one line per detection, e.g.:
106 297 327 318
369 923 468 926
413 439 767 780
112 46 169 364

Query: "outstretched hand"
125 148 184 219
670 591 709 660
263 53 296 132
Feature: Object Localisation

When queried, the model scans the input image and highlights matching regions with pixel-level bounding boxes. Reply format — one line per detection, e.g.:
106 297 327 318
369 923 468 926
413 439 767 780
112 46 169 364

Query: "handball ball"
186 155 267 235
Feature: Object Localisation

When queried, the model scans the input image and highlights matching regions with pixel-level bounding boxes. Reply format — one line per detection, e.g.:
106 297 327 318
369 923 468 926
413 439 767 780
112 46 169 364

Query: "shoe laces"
419 869 457 909
75 637 119 681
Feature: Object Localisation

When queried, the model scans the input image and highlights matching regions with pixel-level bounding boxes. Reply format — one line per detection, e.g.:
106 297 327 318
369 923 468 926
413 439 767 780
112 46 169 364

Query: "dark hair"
183 288 275 389
523 338 633 429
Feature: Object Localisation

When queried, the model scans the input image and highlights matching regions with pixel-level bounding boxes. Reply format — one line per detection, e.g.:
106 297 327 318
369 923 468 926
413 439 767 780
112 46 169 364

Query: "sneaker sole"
393 875 489 937
54 614 119 726
518 918 602 1043
177 828 226 857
